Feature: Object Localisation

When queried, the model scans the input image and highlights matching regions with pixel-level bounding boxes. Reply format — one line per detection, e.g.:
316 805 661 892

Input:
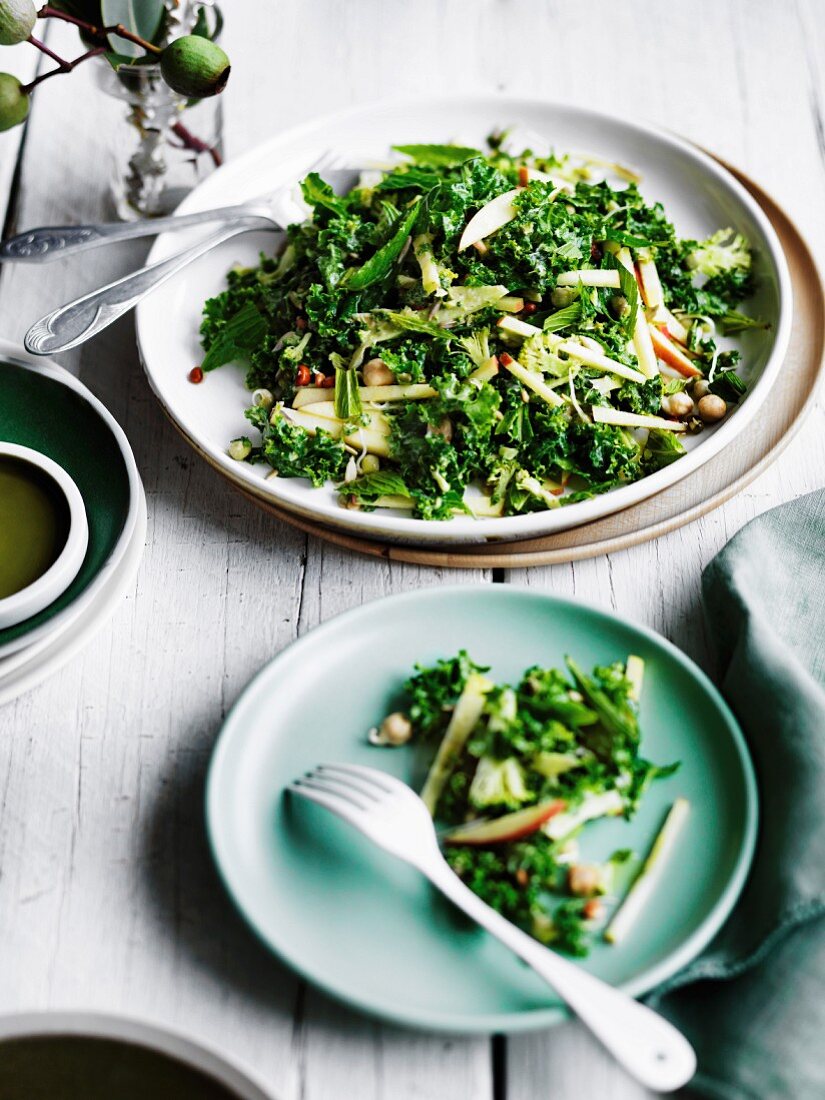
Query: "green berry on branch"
160 34 229 99
0 0 36 46
0 72 28 130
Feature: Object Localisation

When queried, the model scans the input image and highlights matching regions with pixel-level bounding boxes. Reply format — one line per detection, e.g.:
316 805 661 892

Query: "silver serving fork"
288 763 696 1094
2 151 350 263
23 152 361 355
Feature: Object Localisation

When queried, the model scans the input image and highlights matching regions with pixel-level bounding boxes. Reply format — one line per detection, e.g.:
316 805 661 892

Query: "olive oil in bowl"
0 455 70 599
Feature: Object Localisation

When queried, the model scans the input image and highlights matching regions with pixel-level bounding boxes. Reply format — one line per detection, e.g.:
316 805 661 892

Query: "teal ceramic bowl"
0 345 141 658
206 586 758 1034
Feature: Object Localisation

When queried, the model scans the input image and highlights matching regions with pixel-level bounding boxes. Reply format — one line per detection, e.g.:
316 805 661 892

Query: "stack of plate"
0 342 145 706
135 99 792 554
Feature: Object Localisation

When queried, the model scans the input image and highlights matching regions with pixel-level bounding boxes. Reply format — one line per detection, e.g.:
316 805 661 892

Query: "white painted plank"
0 3 823 1100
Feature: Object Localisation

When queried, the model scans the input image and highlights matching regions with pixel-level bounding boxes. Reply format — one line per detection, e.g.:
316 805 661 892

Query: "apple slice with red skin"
655 306 691 347
444 799 566 846
649 325 703 378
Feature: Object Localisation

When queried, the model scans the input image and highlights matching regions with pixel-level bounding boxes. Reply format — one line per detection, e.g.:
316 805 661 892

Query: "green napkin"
648 490 825 1099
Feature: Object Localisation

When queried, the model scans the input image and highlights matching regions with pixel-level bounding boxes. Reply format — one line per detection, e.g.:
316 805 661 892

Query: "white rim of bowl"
0 442 89 630
0 341 142 657
137 94 793 545
0 1010 272 1099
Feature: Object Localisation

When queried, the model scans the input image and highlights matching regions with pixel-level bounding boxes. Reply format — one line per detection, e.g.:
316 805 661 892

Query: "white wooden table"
1 2 823 1096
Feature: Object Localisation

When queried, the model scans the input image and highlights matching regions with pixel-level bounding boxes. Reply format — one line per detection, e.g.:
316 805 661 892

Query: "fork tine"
288 779 366 821
312 765 383 801
295 774 373 810
318 763 397 793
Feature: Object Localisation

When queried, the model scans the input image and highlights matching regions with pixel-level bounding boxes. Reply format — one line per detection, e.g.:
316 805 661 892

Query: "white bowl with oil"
0 442 89 630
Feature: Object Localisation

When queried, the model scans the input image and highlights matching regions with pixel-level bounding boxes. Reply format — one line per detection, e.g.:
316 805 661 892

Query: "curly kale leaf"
615 376 663 415
248 411 348 486
387 378 500 518
568 419 641 489
405 650 490 739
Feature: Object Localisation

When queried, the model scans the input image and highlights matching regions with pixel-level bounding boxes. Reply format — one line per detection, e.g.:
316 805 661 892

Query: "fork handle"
0 204 260 263
24 218 273 356
426 862 696 1093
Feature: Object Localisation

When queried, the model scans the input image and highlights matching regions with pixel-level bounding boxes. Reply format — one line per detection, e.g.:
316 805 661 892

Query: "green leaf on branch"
51 0 104 21
101 0 165 56
192 2 223 41
103 49 148 69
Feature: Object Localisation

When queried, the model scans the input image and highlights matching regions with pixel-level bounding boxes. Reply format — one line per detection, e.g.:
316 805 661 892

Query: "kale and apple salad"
370 651 688 957
199 137 766 521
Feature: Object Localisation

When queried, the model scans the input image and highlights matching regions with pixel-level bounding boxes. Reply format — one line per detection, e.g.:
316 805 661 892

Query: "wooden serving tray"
242 160 825 568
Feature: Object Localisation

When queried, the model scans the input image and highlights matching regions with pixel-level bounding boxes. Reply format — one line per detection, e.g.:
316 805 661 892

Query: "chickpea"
378 712 412 746
362 358 395 387
661 392 694 419
567 864 603 898
697 394 727 423
692 378 711 400
361 454 380 475
429 416 453 443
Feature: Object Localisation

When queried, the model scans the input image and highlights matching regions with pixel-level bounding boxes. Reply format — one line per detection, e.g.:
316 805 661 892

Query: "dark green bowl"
0 348 140 656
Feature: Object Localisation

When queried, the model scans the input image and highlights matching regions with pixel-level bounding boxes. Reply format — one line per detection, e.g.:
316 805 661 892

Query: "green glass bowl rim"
0 343 142 653
205 584 760 1035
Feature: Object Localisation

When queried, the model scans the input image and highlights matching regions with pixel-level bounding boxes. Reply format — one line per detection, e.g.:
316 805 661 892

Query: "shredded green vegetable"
370 650 679 956
200 138 764 520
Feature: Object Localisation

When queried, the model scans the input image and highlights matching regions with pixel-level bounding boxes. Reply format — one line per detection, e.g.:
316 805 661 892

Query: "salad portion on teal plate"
206 586 758 1034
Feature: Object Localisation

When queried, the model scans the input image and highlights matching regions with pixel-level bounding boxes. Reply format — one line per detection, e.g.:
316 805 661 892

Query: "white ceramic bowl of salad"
136 96 792 546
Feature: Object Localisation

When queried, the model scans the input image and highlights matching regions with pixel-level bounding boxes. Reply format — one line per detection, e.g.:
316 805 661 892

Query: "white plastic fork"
288 763 696 1094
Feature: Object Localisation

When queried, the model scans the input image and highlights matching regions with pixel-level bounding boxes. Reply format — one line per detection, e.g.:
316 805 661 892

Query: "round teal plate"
206 586 758 1034
0 345 141 658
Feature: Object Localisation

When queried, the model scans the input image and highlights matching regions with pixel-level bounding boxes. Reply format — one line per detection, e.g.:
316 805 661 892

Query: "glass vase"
94 54 224 221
